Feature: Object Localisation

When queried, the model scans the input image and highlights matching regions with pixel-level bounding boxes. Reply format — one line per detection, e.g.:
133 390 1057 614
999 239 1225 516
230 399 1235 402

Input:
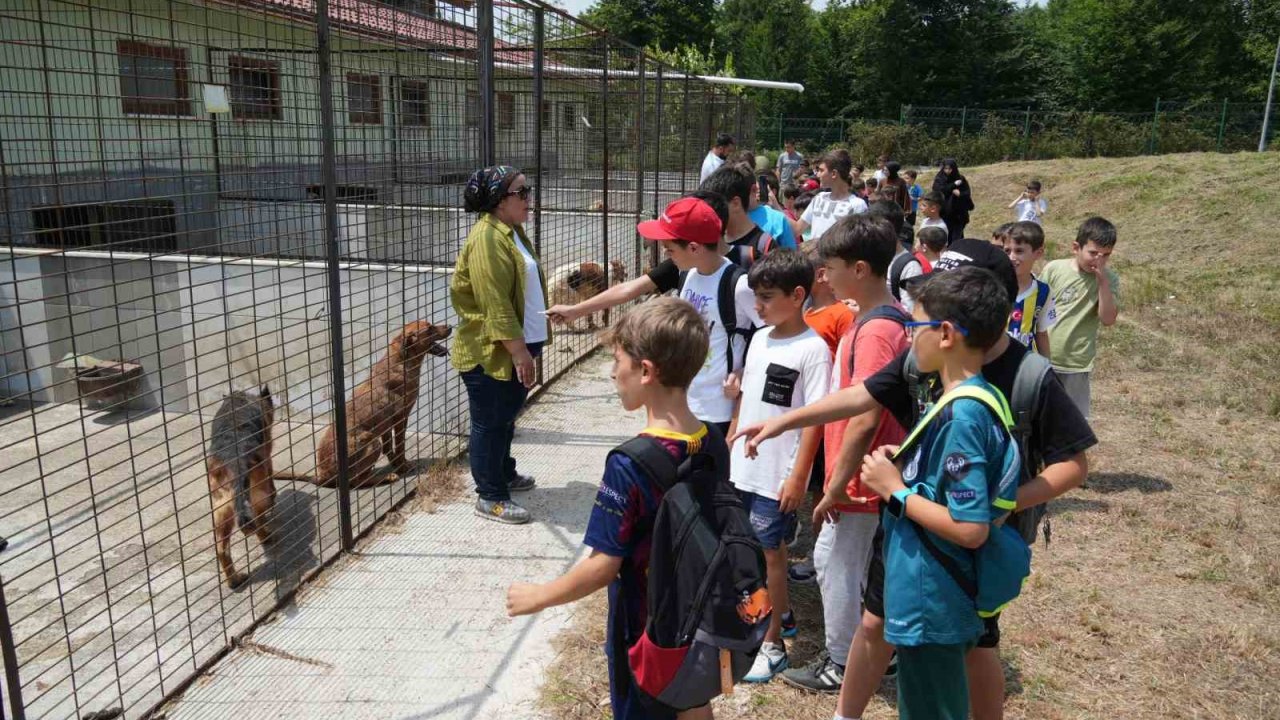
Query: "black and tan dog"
207 386 277 590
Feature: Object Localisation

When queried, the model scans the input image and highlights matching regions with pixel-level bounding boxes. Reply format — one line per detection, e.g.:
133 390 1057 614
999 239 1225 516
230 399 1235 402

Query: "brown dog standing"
207 387 277 589
282 321 451 488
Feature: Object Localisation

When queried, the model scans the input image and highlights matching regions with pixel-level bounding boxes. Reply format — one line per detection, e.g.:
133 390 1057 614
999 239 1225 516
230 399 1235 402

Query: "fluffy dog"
207 386 276 590
547 259 628 330
279 321 451 489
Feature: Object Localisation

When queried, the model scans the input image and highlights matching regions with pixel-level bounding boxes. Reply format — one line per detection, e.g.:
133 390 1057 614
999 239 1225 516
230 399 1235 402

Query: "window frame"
496 91 515 130
399 79 431 128
117 40 191 117
347 73 383 125
228 55 282 120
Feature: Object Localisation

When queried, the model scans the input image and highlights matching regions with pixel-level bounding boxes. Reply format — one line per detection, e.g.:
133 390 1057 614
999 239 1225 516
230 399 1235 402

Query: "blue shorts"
736 489 796 550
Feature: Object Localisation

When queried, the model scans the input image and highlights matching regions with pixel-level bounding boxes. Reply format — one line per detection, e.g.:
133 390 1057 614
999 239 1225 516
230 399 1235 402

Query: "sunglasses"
903 320 969 337
506 185 534 200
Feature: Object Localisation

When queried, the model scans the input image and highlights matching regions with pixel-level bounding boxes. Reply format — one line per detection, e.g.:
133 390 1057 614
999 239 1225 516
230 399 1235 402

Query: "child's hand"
812 493 847 531
860 446 905 501
730 419 783 459
778 475 807 514
723 371 742 399
506 582 545 617
545 304 583 325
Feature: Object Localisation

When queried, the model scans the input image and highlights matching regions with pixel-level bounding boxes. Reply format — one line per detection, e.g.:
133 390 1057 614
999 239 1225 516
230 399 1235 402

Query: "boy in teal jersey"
859 266 1021 720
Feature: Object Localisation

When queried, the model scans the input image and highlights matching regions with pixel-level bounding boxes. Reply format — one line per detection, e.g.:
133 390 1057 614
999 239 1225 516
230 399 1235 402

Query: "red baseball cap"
636 197 722 245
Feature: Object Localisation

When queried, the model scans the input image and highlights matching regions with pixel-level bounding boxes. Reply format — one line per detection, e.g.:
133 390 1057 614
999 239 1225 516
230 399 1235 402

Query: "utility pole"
1260 33 1279 152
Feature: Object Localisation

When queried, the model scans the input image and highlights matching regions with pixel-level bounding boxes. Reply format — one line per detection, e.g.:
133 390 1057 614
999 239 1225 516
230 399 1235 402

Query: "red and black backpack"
611 423 771 713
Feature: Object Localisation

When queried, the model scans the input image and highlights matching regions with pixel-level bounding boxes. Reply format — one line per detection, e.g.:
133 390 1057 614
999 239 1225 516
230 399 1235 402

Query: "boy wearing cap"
548 194 761 434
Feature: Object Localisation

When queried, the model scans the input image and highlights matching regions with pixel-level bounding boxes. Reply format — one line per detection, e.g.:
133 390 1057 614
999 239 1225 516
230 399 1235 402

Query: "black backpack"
679 265 755 376
611 424 770 713
726 229 776 272
887 252 924 304
904 349 1053 545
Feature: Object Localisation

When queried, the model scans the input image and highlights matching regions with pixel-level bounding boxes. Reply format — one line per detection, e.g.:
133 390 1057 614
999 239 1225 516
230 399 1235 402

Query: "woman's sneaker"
475 498 531 524
508 473 536 492
780 610 798 639
743 641 788 683
779 649 843 694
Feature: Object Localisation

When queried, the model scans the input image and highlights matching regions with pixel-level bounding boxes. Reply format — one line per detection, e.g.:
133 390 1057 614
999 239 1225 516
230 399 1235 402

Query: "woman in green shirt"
451 166 549 525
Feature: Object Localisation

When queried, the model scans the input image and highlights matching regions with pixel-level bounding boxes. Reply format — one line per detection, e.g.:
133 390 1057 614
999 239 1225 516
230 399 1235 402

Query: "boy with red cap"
548 193 761 434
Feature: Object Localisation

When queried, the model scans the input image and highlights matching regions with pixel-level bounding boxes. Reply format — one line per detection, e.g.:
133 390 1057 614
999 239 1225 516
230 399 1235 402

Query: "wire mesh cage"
0 1 755 718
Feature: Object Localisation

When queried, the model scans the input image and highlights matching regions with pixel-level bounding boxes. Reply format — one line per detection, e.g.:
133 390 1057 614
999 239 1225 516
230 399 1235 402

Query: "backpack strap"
612 436 681 492
913 523 977 600
849 305 911 377
1018 280 1040 339
903 348 929 420
757 230 775 257
912 250 933 274
887 253 913 302
717 264 751 376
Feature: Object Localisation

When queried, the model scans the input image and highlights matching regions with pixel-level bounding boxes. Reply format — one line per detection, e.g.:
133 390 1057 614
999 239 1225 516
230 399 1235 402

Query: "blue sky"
555 0 1045 18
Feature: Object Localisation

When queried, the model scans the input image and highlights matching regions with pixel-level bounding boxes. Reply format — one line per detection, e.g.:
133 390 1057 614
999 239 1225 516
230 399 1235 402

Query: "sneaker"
781 610 797 639
788 561 817 584
508 473 536 492
779 649 843 694
743 641 788 683
884 651 897 679
474 498 531 524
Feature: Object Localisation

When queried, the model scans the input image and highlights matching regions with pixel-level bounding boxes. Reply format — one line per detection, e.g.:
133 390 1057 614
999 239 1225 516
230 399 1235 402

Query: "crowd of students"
505 139 1121 720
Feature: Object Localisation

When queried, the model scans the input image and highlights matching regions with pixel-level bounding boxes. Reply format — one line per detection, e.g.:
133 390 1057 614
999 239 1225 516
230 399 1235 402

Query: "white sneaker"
743 641 788 683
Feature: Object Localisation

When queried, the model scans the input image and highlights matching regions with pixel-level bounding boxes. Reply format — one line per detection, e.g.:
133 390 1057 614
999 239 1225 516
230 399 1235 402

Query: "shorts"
736 489 797 551
863 517 886 619
976 614 1001 649
807 441 826 493
1056 371 1091 420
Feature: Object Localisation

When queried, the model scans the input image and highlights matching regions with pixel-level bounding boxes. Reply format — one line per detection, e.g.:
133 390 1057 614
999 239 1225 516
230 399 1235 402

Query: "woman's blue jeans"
459 343 541 502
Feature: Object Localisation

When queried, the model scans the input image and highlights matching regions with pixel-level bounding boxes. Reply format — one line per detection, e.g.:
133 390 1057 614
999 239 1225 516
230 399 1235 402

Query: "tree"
581 0 718 54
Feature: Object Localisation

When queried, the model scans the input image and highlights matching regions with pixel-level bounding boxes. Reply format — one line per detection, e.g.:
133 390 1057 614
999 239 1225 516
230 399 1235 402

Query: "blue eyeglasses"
903 320 969 337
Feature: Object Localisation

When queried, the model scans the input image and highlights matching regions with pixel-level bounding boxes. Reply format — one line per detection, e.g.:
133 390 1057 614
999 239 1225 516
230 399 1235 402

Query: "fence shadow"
1087 472 1173 495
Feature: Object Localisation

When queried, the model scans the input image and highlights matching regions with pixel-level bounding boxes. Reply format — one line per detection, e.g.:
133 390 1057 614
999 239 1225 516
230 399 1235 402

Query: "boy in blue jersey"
507 297 717 720
1003 221 1056 357
859 267 1021 720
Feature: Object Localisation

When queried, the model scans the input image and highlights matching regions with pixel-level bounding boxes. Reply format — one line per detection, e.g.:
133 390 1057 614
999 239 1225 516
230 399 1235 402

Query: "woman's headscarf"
932 158 961 193
463 165 521 213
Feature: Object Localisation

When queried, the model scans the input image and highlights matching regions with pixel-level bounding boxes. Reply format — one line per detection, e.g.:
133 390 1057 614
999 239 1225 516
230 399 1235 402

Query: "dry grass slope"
540 152 1280 719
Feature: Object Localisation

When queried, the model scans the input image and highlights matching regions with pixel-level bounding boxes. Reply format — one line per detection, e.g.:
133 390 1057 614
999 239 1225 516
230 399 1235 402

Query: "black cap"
901 237 1019 304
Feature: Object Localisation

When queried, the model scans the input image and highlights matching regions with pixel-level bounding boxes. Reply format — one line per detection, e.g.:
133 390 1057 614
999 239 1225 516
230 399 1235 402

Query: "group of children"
507 153 1120 719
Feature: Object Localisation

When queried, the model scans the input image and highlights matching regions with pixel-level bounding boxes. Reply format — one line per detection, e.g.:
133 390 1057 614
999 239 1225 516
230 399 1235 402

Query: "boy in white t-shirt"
917 190 948 234
729 249 832 684
796 149 868 241
1009 179 1048 224
634 195 761 434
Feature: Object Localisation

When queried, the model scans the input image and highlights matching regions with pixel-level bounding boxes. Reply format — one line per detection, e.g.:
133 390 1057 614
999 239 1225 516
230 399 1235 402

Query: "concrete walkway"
165 353 638 720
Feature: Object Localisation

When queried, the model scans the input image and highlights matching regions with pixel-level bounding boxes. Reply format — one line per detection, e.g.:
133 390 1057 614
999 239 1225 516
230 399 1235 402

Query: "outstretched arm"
507 550 622 616
546 274 658 325
732 382 880 458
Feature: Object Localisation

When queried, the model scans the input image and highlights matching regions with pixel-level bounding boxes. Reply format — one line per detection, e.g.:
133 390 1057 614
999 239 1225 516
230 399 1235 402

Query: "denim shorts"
736 489 797 550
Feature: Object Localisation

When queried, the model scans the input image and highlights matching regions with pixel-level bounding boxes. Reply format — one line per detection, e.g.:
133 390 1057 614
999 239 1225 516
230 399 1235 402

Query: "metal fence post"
680 73 690 193
635 57 647 222
1 575 26 720
315 0 354 553
601 37 611 326
960 106 967 136
533 8 544 252
1149 97 1161 155
652 64 663 218
899 104 905 126
477 0 495 166
1217 98 1228 152
1022 106 1032 159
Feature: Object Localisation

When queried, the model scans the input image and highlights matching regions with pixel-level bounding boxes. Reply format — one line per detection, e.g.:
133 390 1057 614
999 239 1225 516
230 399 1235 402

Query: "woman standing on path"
451 165 549 525
932 157 973 244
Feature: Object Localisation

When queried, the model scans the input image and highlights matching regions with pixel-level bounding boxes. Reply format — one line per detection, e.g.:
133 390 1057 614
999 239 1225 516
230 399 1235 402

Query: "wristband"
888 487 916 519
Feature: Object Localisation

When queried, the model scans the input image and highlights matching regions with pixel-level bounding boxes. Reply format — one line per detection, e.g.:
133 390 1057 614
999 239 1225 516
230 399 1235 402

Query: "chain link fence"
758 100 1270 163
0 1 752 718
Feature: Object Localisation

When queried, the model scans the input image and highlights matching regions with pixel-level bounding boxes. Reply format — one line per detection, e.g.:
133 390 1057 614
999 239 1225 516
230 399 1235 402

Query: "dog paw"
226 573 249 590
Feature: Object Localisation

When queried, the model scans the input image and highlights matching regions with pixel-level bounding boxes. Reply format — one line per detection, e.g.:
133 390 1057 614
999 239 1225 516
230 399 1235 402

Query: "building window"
32 201 178 253
562 103 576 131
497 92 514 130
117 40 191 116
465 89 479 129
541 100 552 129
306 185 382 203
228 56 281 120
347 73 382 124
399 79 430 127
